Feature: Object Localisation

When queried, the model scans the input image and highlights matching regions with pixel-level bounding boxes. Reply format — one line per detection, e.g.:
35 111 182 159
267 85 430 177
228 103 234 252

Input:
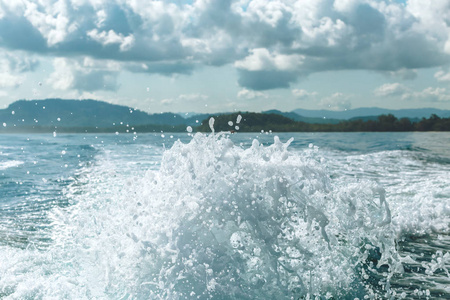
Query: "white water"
0 161 24 171
0 132 449 299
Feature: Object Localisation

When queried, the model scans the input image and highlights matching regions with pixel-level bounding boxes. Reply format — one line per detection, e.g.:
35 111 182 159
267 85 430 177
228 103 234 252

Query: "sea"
0 130 449 299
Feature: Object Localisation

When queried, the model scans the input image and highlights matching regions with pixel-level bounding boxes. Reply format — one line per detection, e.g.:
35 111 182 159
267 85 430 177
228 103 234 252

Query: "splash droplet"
209 117 215 133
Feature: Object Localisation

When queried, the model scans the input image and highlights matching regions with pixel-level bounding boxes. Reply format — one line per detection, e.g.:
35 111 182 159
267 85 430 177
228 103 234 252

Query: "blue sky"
1 0 450 113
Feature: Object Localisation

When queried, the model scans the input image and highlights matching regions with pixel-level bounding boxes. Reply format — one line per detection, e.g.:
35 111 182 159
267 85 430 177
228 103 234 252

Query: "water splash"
0 133 417 299
136 133 403 298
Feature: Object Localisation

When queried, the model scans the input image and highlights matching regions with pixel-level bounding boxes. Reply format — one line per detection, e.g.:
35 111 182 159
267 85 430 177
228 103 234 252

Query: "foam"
0 160 24 170
0 132 447 299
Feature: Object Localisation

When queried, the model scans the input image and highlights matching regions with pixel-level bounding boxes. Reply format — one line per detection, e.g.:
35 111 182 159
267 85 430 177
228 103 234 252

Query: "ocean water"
0 131 449 299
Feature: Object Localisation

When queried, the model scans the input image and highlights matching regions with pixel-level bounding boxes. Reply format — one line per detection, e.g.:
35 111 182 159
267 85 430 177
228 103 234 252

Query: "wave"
0 160 24 170
0 132 448 299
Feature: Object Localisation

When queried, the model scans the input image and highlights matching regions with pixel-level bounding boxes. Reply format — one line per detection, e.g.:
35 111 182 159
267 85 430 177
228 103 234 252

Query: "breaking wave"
0 132 448 299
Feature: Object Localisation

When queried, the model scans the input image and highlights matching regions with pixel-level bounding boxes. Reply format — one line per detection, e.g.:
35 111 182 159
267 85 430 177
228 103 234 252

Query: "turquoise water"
0 132 449 299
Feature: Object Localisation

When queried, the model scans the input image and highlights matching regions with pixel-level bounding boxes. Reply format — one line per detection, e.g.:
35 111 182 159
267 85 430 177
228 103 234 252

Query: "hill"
197 112 298 132
292 107 450 120
0 99 187 128
196 112 450 132
263 109 341 124
1 99 449 133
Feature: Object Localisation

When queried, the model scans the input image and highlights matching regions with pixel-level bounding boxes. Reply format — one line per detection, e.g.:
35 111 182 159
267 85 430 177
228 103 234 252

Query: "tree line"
196 113 450 132
2 112 448 133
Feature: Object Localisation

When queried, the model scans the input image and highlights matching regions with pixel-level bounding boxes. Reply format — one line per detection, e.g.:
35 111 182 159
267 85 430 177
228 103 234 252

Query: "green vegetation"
0 99 188 128
196 113 450 132
1 113 448 134
1 99 449 133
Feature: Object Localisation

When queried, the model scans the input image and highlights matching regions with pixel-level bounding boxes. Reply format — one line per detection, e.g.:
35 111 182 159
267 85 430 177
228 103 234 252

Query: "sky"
1 0 450 114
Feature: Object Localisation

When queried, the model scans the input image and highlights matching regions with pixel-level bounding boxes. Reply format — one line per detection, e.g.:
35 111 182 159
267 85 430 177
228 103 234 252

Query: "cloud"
87 29 135 51
291 89 318 99
47 57 119 92
0 73 22 89
126 61 195 76
403 87 450 102
159 93 209 106
0 51 39 88
320 92 352 110
387 68 418 80
234 48 305 89
0 0 450 91
237 69 299 90
373 83 409 97
235 48 304 72
434 70 450 82
237 88 268 99
178 93 209 101
374 82 450 102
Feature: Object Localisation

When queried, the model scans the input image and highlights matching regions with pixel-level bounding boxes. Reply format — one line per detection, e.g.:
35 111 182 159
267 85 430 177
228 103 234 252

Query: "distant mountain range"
293 107 450 120
262 110 341 124
0 99 204 128
0 99 449 132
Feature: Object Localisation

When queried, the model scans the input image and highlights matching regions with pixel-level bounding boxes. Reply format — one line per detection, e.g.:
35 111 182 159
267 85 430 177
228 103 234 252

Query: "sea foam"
71 132 401 299
0 132 433 299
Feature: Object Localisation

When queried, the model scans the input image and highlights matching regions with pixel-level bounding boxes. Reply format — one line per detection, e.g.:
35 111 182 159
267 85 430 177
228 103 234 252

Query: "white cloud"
320 92 352 110
0 51 38 88
235 48 304 72
47 58 74 90
374 82 450 102
23 0 72 46
387 68 418 80
87 29 135 51
0 73 22 89
373 83 409 97
291 89 317 100
158 93 209 106
242 0 291 27
434 70 450 82
178 93 209 101
47 57 119 91
0 0 450 92
160 98 175 106
406 0 450 53
403 87 450 102
237 88 268 99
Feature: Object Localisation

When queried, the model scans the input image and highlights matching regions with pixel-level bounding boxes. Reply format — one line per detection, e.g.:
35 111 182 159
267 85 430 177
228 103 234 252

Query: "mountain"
292 107 450 120
184 113 217 126
196 112 450 132
0 99 187 128
2 99 449 132
197 112 297 132
263 109 341 124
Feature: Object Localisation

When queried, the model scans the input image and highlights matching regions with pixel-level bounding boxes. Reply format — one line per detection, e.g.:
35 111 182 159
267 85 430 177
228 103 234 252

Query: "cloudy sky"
1 0 450 113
